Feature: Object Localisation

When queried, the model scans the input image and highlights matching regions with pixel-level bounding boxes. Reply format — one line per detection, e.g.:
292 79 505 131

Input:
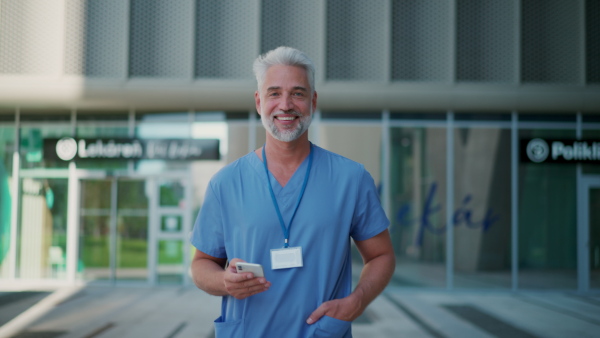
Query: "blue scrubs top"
191 144 389 338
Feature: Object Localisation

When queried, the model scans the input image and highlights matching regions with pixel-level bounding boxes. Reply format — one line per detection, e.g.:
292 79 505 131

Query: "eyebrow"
266 86 308 92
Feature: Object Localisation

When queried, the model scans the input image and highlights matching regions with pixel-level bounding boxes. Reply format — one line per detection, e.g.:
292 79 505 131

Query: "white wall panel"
65 0 128 78
0 0 64 76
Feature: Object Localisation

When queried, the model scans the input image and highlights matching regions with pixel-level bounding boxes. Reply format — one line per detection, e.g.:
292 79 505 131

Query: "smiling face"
255 64 317 143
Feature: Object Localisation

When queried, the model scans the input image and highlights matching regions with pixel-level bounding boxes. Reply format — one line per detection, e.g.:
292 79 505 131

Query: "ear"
255 91 261 115
311 91 318 112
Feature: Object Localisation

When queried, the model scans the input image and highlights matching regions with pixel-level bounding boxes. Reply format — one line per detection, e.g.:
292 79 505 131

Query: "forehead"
262 64 310 90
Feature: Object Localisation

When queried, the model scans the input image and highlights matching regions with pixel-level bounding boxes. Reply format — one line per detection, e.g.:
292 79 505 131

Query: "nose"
278 93 294 112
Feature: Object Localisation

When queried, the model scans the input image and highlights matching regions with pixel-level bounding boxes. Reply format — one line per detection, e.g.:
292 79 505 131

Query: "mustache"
272 111 302 118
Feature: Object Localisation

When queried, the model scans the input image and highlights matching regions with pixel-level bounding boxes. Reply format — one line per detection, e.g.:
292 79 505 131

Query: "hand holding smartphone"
235 262 264 278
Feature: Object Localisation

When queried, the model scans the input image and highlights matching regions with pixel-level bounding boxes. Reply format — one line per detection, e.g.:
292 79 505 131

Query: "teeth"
277 116 296 121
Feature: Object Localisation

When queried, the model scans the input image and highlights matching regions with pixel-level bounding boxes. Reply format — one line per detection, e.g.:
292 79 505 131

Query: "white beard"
261 110 312 142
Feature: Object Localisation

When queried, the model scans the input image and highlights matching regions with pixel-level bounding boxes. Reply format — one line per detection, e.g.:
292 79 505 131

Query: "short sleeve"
350 169 390 241
190 181 227 258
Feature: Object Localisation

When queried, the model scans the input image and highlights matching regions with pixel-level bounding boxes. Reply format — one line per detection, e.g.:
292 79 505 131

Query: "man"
190 46 395 337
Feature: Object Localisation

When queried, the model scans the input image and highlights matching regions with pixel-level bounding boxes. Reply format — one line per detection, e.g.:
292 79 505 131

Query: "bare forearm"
351 251 395 315
306 250 395 324
191 254 272 299
191 257 228 296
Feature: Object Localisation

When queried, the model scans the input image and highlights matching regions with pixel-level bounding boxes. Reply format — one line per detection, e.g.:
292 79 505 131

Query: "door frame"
147 175 194 286
578 174 600 292
75 170 192 285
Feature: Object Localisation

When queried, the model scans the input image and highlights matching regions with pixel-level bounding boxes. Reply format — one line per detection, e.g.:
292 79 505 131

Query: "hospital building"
0 0 599 293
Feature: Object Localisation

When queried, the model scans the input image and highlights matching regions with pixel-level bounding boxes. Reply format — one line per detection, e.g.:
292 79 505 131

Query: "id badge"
271 246 303 270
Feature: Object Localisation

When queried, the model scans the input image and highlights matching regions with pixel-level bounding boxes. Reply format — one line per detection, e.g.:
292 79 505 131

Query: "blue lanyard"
262 143 313 248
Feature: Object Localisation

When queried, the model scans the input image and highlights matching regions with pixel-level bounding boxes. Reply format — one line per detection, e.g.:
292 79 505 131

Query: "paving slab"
2 286 600 338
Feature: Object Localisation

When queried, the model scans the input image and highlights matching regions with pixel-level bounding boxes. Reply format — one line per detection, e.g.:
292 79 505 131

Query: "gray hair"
253 46 315 93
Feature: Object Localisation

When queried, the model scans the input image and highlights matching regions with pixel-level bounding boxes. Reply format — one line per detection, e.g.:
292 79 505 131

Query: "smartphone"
235 262 264 278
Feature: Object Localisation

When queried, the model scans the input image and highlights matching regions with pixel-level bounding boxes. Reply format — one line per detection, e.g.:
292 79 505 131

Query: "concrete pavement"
1 285 600 338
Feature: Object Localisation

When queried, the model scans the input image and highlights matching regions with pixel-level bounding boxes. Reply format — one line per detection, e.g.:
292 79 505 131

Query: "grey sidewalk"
1 285 600 338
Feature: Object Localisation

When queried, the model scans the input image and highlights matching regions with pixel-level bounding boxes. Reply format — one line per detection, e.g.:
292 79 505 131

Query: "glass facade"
518 129 577 289
453 122 511 289
20 111 71 169
75 111 129 170
0 109 598 292
390 123 447 288
20 178 68 280
0 112 14 279
0 0 597 294
18 113 71 281
79 179 112 282
591 188 600 290
157 180 185 285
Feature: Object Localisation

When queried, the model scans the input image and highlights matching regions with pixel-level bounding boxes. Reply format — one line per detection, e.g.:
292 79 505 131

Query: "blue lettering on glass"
396 182 501 247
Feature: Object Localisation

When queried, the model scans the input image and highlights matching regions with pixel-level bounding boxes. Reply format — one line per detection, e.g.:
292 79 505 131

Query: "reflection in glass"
590 188 600 290
80 180 112 282
116 180 148 283
453 128 511 289
79 179 149 283
80 215 110 281
0 124 14 279
519 129 576 289
157 239 184 285
17 178 68 279
160 181 184 207
118 180 149 210
318 124 381 185
389 127 447 288
116 215 148 283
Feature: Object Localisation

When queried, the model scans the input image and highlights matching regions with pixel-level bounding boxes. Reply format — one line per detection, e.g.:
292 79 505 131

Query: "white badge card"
271 246 303 270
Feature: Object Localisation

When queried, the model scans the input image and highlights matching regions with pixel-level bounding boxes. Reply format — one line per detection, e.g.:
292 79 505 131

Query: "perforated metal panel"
587 0 600 84
129 0 193 78
457 0 517 83
0 0 63 75
391 0 451 82
260 0 322 70
326 0 387 81
195 0 258 79
522 0 582 84
65 0 127 77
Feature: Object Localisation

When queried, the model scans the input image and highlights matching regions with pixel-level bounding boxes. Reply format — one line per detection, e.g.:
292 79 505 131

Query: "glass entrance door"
150 178 191 285
579 176 600 292
115 179 149 283
79 178 149 284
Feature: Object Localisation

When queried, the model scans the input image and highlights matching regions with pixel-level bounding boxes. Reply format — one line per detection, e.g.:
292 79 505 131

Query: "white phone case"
235 262 264 277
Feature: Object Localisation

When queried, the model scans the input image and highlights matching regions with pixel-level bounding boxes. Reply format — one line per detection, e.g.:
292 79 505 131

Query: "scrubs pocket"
214 316 244 337
309 315 351 338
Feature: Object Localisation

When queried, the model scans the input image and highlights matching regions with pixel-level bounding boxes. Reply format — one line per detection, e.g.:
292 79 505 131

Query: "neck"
258 132 310 161
256 133 311 187
269 133 309 157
